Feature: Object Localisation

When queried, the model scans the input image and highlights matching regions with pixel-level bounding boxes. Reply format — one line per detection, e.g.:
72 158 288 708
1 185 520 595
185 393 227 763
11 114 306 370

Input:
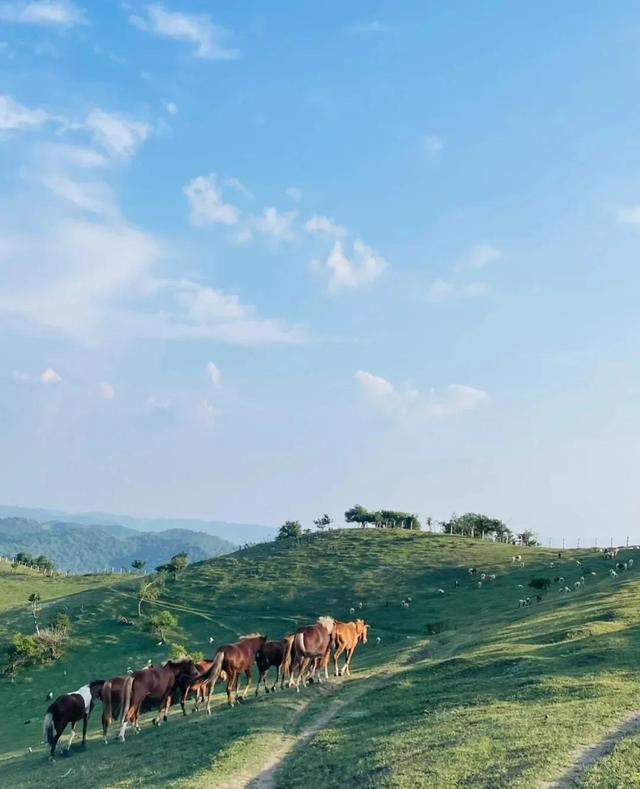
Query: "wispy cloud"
0 1 86 27
40 367 62 384
184 174 239 226
424 279 488 303
467 242 502 270
206 361 221 387
305 214 347 238
0 94 51 131
257 207 297 241
130 4 239 61
355 370 487 419
617 204 640 226
285 186 303 202
312 239 388 291
422 134 444 160
347 19 388 35
85 109 150 160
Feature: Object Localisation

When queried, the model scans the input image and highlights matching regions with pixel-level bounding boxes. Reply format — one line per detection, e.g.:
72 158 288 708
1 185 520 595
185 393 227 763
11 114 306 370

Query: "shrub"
529 577 551 591
146 611 178 641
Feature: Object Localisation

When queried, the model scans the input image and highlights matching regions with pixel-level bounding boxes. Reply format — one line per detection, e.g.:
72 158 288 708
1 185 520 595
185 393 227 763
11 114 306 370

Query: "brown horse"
118 659 199 741
289 616 335 690
100 676 129 742
189 634 267 711
320 619 369 677
43 680 104 759
255 635 294 696
178 660 228 715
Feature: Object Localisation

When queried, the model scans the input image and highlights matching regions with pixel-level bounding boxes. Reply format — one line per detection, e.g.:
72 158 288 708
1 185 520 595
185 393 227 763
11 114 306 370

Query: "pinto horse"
320 619 369 677
118 659 199 741
43 680 104 759
255 635 294 696
289 616 335 690
189 634 267 711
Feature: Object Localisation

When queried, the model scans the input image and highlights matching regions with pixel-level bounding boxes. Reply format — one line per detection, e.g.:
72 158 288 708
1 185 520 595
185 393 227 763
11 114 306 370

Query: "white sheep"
489 574 496 581
208 636 214 643
590 571 597 576
358 601 364 608
576 560 582 566
518 598 526 607
437 589 445 594
349 607 355 614
629 559 634 568
520 562 525 568
517 584 524 589
477 581 482 588
574 581 582 590
610 569 618 577
375 636 381 645
481 573 487 580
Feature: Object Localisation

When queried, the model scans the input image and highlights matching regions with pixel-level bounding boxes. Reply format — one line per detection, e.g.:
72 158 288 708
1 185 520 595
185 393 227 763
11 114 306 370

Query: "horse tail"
102 680 112 724
191 650 224 686
119 675 133 725
43 711 56 748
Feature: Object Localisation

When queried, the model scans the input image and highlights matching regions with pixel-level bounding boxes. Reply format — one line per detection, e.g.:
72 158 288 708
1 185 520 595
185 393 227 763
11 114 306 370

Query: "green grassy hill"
0 530 638 788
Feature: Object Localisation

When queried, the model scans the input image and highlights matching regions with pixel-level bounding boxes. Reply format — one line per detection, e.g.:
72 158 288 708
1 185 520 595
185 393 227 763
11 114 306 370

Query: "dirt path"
540 709 640 788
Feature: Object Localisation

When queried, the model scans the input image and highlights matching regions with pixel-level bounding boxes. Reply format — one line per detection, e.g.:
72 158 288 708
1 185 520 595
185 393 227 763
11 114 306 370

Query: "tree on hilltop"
277 521 303 540
313 514 333 532
131 559 146 572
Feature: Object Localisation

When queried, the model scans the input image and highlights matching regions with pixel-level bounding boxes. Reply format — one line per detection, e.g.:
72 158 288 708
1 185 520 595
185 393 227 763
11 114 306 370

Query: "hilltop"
0 529 639 787
0 517 235 573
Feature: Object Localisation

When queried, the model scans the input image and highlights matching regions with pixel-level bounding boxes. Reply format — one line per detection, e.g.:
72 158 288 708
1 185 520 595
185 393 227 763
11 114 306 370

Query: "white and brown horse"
320 619 369 677
289 616 335 690
43 680 104 759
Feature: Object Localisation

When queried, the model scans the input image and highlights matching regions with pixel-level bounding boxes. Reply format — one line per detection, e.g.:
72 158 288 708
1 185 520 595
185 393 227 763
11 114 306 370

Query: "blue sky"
1 1 639 545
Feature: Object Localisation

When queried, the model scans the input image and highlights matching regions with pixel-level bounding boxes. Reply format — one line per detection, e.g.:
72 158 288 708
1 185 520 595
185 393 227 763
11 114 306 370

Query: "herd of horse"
43 615 369 760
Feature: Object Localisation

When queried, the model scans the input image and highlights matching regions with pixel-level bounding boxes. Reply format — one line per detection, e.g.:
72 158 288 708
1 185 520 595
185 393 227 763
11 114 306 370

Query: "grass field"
0 530 638 787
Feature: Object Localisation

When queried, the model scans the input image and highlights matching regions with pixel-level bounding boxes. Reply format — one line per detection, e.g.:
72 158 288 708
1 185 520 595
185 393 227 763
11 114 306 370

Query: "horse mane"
238 633 264 639
317 616 335 634
161 656 191 667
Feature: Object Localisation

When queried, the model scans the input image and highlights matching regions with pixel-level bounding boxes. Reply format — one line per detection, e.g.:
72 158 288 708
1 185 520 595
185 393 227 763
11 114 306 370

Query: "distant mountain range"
0 505 277 545
0 517 240 574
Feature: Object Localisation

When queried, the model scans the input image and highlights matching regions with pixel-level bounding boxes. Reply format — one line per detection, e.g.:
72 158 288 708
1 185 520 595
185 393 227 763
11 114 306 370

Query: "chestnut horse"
255 635 294 695
189 634 267 711
178 659 228 715
289 616 335 690
43 680 104 759
320 619 369 677
118 659 199 741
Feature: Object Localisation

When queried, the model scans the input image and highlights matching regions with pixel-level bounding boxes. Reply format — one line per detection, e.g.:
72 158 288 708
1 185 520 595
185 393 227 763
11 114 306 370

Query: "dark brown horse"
118 659 199 740
255 635 294 695
43 680 104 759
290 616 335 690
189 634 267 711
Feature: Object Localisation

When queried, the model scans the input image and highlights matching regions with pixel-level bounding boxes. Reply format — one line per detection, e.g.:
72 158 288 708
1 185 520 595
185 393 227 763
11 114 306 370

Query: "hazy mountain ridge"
0 505 277 544
0 517 237 573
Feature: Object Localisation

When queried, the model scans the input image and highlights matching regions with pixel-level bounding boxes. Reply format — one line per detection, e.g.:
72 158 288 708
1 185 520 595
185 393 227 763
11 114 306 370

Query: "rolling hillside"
0 518 235 573
0 530 639 788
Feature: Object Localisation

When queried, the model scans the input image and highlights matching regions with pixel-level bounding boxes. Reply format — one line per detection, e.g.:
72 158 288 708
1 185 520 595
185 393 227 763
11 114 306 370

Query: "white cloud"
424 279 488 303
163 101 178 115
305 214 347 238
85 109 151 160
11 370 30 381
42 174 117 217
467 243 502 270
617 205 640 226
41 367 61 384
0 94 50 131
206 361 221 387
98 381 114 400
313 239 388 291
285 186 302 202
130 4 239 61
224 177 253 199
422 134 444 159
257 207 296 241
0 1 86 27
348 20 388 34
184 174 239 226
355 370 487 420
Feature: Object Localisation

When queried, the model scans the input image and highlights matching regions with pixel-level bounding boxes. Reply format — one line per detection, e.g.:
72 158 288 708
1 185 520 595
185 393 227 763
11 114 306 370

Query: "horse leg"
334 644 346 676
272 666 280 693
296 658 309 691
344 646 356 675
180 686 189 716
82 713 88 747
241 669 252 699
66 723 76 752
102 710 110 743
256 670 265 697
226 671 236 707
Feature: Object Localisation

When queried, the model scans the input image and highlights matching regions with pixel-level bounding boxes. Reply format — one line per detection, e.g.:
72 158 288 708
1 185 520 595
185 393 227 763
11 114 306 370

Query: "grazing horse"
178 660 228 715
255 635 294 695
190 634 267 712
100 676 129 742
289 616 335 690
320 619 369 677
118 659 199 741
43 680 104 759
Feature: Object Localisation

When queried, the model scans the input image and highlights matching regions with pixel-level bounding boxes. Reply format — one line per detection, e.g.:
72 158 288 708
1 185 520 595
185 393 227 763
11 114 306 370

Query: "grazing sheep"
574 581 582 590
208 636 215 643
513 555 522 563
518 598 526 607
525 597 531 606
610 569 618 577
406 596 413 602
579 576 585 583
349 607 355 614
454 580 460 587
489 574 496 581
517 584 524 589
549 562 555 568
468 567 477 575
590 571 597 576
437 589 445 594
375 636 381 645
358 601 363 608
629 559 634 568
576 560 582 566
558 587 566 594
519 562 525 568
477 581 482 588
481 573 487 581
558 577 564 583
563 586 571 593
401 600 410 608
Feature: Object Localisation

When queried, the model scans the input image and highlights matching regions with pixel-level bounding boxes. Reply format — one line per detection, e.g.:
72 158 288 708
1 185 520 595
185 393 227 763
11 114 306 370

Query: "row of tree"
275 508 538 545
12 552 54 572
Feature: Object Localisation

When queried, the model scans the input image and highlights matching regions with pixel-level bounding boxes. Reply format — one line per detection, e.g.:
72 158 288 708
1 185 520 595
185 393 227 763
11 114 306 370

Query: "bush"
529 577 551 591
146 611 178 641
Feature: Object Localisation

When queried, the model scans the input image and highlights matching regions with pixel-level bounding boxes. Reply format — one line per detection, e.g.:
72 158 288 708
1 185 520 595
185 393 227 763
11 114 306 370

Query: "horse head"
355 620 369 643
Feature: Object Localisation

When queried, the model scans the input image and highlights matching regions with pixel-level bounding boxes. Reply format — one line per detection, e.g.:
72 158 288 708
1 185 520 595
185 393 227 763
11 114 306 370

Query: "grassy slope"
0 530 638 788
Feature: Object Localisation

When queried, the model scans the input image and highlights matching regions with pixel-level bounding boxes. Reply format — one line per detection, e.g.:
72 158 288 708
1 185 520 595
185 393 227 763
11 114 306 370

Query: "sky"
0 1 639 546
